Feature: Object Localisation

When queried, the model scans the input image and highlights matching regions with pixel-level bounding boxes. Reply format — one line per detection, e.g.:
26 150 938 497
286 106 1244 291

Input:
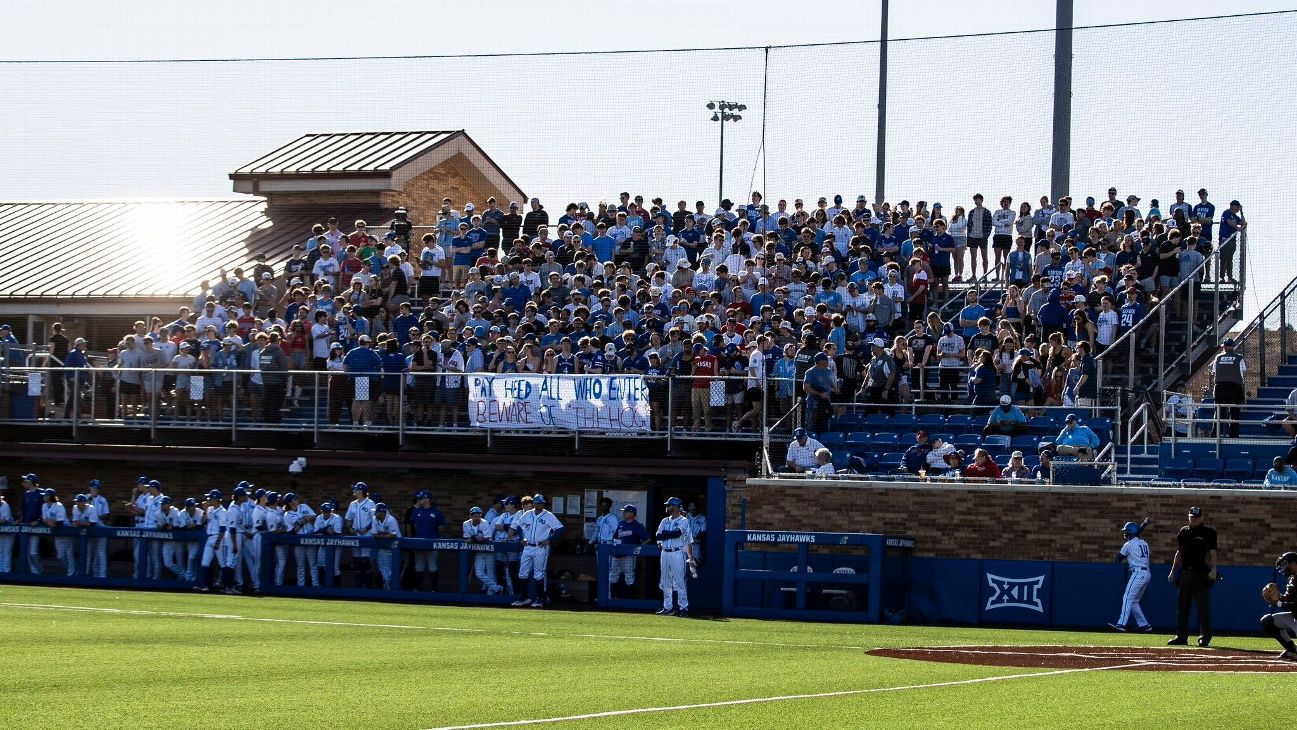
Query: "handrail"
1123 401 1153 476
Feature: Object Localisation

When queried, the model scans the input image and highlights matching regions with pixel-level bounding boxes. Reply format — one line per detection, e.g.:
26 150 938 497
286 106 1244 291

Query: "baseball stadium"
1 2 1296 728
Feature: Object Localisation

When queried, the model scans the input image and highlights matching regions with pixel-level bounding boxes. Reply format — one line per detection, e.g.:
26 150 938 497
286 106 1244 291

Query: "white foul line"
0 601 864 650
424 662 1149 729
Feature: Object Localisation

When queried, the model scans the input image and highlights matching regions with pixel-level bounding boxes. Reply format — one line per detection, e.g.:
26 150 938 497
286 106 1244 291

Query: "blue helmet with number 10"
1122 522 1139 537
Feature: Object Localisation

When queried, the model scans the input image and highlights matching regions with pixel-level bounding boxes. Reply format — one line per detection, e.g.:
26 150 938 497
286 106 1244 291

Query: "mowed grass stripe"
0 585 1284 730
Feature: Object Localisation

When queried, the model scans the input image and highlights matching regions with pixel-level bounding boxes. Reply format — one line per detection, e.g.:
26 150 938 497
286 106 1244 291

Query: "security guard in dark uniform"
1167 506 1219 647
1210 338 1246 438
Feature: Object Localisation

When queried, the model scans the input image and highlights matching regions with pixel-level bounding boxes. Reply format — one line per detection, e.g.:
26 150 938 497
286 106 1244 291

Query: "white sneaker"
511 599 532 607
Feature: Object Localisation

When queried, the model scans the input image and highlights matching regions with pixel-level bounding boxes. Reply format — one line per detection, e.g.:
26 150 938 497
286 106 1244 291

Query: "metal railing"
1215 272 1297 399
1096 232 1243 393
0 366 799 447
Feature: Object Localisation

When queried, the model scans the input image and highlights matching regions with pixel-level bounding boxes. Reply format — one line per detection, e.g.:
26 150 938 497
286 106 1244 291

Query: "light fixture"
737 104 747 112
711 113 720 122
706 102 716 110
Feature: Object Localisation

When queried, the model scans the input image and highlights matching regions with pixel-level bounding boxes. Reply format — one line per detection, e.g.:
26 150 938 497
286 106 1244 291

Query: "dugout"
721 530 914 622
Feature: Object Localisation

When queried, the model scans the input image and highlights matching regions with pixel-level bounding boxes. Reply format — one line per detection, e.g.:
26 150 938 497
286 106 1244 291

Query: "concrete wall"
731 478 1297 566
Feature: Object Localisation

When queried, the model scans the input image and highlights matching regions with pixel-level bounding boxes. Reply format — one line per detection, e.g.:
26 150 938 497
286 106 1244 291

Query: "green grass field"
0 585 1282 729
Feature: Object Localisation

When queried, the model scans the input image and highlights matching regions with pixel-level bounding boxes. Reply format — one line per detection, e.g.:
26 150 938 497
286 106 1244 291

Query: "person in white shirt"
814 448 837 475
508 494 564 608
785 428 824 471
345 483 377 587
313 501 343 585
263 492 290 586
588 497 619 551
156 496 188 579
0 485 14 573
492 497 522 598
312 245 341 289
1110 519 1152 632
178 497 205 580
1095 297 1120 351
991 197 1017 280
463 506 502 594
85 480 110 577
41 489 74 576
282 493 317 587
69 494 101 576
368 502 401 590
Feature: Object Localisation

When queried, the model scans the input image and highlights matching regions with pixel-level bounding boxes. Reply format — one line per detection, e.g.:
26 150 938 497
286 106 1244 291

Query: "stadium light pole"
708 100 746 204
875 0 888 205
1050 0 1073 201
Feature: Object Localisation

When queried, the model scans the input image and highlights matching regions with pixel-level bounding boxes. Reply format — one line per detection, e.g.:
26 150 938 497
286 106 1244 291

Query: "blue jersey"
1192 201 1216 241
613 519 649 545
410 505 446 539
343 346 383 377
22 489 45 524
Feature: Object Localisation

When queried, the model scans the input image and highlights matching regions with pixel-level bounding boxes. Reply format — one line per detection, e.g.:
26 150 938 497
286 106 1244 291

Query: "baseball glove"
1262 582 1281 605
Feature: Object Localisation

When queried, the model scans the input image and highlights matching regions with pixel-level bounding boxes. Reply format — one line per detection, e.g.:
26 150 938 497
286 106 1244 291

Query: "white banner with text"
467 374 651 432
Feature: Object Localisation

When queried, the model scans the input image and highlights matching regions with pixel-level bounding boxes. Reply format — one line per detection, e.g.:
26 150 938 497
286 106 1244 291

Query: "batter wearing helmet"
1260 552 1297 661
655 497 695 617
1109 518 1152 632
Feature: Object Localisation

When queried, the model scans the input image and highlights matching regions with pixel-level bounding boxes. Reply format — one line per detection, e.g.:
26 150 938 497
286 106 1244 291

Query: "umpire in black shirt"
1167 506 1219 647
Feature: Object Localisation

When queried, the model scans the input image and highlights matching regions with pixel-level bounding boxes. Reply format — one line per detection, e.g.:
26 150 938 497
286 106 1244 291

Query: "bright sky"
2 0 1295 313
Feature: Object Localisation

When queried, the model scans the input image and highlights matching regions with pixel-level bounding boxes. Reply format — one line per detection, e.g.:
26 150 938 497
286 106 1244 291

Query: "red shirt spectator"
963 452 1003 479
691 350 718 389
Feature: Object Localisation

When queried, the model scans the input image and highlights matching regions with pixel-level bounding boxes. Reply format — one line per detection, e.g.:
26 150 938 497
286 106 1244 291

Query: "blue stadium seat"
1222 458 1253 482
917 413 946 430
833 413 866 430
994 454 1011 467
945 415 973 432
898 432 918 447
831 452 853 470
1162 456 1194 480
1194 457 1223 479
983 435 1012 451
931 433 955 446
892 414 917 431
1210 479 1239 489
1011 435 1041 452
864 413 891 429
954 434 982 450
1029 416 1059 435
818 432 846 449
877 452 905 470
844 431 873 446
871 432 901 448
1087 417 1113 443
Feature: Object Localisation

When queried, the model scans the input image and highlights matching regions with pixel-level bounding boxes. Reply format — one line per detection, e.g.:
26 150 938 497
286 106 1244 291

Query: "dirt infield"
868 645 1297 673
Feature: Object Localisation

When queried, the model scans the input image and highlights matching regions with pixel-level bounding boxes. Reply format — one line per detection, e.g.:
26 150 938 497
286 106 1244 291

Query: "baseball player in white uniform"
314 502 343 585
463 506 501 594
123 476 152 579
509 494 564 608
589 498 618 551
687 502 707 564
655 497 695 617
492 496 522 597
242 488 268 593
178 498 204 580
156 496 189 579
197 490 227 591
226 485 251 591
41 489 74 576
282 493 317 587
139 480 165 580
0 484 14 573
1110 518 1153 632
69 494 100 576
368 502 401 589
264 492 288 586
345 482 376 588
87 480 110 578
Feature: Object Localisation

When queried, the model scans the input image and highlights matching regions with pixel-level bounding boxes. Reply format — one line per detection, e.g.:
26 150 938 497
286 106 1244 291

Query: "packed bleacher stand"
0 187 1246 481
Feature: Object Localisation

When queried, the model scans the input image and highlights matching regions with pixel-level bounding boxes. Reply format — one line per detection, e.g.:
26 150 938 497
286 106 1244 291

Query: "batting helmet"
1122 521 1140 536
1276 552 1297 569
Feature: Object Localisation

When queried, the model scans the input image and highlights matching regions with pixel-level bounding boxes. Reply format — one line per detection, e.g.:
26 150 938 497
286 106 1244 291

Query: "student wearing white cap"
463 506 501 594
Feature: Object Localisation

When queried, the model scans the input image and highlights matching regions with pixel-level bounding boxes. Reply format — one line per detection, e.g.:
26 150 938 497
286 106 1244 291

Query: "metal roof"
232 131 460 176
0 200 373 299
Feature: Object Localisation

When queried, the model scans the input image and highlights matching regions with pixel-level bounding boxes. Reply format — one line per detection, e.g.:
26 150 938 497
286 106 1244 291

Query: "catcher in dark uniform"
1260 551 1297 661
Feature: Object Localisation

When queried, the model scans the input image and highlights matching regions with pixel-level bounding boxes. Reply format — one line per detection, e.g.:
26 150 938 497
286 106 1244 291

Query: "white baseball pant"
375 546 394 588
519 545 549 580
274 544 290 586
184 541 201 580
610 555 637 587
241 534 261 589
55 537 76 576
413 550 439 572
1116 567 1151 628
28 534 43 574
0 534 14 572
162 542 186 578
294 545 319 586
659 549 688 610
472 553 500 592
495 552 517 594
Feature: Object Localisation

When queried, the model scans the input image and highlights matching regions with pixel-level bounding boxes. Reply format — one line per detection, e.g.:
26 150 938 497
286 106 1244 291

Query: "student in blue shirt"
1192 188 1216 244
1006 236 1033 285
342 336 383 426
1264 456 1297 489
590 223 617 263
1218 200 1245 281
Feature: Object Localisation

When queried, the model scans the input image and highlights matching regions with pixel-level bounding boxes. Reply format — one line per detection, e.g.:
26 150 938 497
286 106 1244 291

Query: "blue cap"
265 492 279 505
353 482 369 492
207 489 222 500
136 476 149 484
283 492 296 504
321 501 334 511
253 488 267 500
469 506 483 514
1086 196 1096 205
22 473 39 483
183 498 197 507
793 427 807 439
1122 521 1139 535
621 504 637 514
232 486 247 497
375 502 388 512
692 343 704 352
75 494 88 503
148 479 161 490
813 352 828 362
1065 413 1078 422
503 496 518 506
533 494 547 504
160 496 173 505
1223 338 1236 347
88 479 101 489
43 488 57 497
943 323 954 334
664 497 684 507
236 480 250 490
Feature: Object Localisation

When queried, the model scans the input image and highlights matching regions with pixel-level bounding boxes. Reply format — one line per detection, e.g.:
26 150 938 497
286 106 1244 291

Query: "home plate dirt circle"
867 646 1297 673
